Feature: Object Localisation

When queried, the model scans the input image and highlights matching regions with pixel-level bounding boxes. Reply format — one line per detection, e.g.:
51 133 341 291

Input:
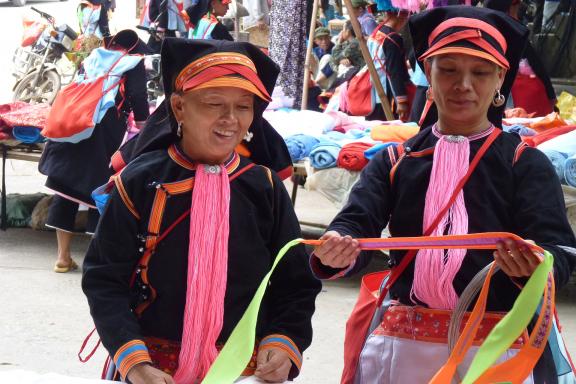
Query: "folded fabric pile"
537 129 576 185
0 101 50 143
337 142 373 171
523 125 576 147
503 124 536 136
309 141 342 169
285 134 320 162
565 155 576 187
370 123 419 143
364 142 397 160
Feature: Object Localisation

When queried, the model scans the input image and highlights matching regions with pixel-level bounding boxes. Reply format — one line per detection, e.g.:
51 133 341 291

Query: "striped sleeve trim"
112 174 140 220
113 340 152 379
259 334 302 371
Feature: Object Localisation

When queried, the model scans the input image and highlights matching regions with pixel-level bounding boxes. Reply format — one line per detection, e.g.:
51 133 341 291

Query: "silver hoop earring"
177 121 183 137
492 89 505 107
243 131 253 143
426 86 433 101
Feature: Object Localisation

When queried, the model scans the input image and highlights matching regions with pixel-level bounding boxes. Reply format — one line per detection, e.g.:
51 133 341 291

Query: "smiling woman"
81 38 321 384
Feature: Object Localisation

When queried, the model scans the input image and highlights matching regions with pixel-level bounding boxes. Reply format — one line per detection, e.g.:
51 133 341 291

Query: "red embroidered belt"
144 337 259 376
374 305 528 348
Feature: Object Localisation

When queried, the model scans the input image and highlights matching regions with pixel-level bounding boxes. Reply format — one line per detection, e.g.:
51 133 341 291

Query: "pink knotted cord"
173 164 230 383
411 134 470 310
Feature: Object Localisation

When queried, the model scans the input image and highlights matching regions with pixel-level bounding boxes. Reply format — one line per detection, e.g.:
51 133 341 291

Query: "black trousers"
46 195 100 233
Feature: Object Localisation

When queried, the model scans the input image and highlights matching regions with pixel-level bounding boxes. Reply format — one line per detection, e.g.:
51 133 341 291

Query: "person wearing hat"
311 26 337 89
312 6 575 383
184 0 234 40
82 38 321 384
484 0 557 117
39 30 150 274
351 0 378 36
365 0 412 121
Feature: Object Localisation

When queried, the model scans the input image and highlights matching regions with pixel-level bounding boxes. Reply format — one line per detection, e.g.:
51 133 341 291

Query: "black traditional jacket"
83 144 321 379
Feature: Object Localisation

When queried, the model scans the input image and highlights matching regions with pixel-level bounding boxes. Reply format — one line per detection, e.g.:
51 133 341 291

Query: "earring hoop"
243 131 253 142
425 86 433 101
177 121 183 137
492 89 505 107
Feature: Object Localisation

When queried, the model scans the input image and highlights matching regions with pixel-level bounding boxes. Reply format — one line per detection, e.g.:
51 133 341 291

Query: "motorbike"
136 25 164 107
12 7 78 105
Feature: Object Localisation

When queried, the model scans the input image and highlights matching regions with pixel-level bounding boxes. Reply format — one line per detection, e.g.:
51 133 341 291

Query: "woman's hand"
314 231 361 269
396 101 409 122
493 239 541 278
126 363 175 384
254 346 292 383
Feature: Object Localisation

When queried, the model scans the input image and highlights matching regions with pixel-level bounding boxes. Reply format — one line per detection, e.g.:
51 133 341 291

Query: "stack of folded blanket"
337 142 373 171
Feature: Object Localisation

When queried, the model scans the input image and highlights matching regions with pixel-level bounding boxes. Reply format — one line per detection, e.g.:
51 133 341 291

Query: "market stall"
0 102 48 230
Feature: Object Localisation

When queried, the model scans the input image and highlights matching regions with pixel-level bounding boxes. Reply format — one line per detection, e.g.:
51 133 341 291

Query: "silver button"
204 165 221 174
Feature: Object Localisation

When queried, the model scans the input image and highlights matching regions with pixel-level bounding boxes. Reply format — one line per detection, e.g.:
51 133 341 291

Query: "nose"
219 104 238 124
454 71 473 92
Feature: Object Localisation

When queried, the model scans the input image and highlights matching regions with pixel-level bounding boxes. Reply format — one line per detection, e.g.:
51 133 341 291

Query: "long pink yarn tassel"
411 134 470 310
173 164 230 384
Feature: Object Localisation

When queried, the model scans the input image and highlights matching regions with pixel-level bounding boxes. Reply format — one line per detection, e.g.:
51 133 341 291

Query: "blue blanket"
310 142 342 169
564 154 576 187
364 142 396 160
285 134 320 162
541 149 568 183
12 126 44 144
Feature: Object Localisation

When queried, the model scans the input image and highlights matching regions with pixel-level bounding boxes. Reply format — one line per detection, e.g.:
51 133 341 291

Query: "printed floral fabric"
269 0 307 108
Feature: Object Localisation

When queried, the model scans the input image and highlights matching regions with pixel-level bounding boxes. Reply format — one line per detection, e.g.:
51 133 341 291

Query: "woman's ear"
423 59 432 85
170 93 185 123
497 68 507 89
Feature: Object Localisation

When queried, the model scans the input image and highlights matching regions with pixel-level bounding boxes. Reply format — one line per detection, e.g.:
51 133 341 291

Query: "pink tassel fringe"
411 135 470 310
173 164 230 383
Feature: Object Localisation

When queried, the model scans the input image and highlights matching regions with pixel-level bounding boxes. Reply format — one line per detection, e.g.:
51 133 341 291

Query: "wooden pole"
342 0 394 120
301 0 320 110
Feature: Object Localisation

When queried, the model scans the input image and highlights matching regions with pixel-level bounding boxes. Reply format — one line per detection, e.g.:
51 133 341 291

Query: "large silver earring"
177 121 182 137
243 131 253 142
492 89 505 107
426 86 433 101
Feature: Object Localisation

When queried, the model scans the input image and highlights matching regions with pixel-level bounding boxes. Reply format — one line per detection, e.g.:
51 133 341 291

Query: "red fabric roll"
337 142 373 171
523 125 576 147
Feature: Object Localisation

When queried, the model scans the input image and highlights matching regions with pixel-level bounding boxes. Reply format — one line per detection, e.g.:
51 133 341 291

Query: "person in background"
312 6 576 383
146 0 187 52
78 0 111 38
82 38 321 384
39 30 150 273
242 0 270 30
351 0 378 37
185 0 234 40
366 1 412 121
317 20 365 90
484 0 557 117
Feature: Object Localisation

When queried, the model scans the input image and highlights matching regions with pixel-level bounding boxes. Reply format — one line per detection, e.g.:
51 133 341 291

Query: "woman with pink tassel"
312 5 576 384
82 38 321 384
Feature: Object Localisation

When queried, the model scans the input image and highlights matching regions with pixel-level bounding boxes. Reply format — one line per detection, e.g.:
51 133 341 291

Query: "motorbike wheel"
13 70 61 105
11 0 26 6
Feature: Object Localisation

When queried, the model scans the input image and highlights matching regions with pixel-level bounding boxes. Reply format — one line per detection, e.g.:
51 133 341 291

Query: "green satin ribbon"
462 250 554 384
202 239 302 384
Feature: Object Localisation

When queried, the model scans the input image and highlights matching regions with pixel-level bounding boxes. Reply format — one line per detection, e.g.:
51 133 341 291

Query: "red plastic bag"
21 17 47 47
